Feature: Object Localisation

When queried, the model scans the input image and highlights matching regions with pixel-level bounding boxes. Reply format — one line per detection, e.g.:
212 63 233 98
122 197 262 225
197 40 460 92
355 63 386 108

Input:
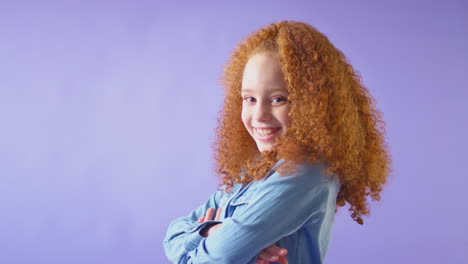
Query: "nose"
252 102 272 121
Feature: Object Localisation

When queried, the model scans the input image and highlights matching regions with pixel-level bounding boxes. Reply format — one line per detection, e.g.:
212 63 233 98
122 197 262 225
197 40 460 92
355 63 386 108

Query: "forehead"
241 53 287 92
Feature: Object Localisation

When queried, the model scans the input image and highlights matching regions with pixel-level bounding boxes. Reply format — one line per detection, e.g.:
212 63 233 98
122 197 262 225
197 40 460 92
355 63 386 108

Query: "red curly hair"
211 20 392 225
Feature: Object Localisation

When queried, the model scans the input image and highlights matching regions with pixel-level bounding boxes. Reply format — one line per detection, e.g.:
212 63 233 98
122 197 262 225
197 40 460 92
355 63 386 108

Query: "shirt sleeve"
163 187 232 263
179 162 339 264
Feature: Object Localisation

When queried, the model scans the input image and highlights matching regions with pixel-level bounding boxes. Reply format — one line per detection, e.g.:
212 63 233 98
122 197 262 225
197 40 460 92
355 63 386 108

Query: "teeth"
256 128 277 136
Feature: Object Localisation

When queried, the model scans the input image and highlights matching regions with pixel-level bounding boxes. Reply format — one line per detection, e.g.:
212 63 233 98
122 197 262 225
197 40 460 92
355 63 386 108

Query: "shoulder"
217 181 243 197
267 159 340 187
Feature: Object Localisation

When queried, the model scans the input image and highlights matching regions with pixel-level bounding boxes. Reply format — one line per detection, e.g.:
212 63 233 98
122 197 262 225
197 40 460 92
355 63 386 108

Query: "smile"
254 127 281 142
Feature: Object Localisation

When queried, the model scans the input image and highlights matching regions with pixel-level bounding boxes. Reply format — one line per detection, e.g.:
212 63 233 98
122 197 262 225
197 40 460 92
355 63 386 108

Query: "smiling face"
241 52 290 152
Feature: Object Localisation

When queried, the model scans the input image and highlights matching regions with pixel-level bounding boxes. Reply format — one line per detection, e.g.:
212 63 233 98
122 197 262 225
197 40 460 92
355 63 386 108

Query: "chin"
257 144 273 152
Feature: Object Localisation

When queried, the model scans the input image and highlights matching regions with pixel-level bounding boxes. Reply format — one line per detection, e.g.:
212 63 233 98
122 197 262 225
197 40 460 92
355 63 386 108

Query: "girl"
163 20 391 264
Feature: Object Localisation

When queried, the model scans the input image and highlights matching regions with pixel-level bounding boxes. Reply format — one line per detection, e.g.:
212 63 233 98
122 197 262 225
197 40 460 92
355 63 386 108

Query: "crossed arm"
197 207 289 264
163 162 334 264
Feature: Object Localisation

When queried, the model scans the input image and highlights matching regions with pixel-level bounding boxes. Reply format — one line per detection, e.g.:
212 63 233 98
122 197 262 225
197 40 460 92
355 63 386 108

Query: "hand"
198 207 223 237
256 244 288 264
198 208 288 263
197 207 222 223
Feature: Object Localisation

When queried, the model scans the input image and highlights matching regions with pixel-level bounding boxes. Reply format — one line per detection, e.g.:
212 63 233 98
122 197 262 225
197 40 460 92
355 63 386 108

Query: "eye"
271 96 287 104
243 96 256 103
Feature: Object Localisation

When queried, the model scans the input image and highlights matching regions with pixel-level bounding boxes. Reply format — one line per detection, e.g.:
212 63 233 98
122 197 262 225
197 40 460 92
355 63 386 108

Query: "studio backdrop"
0 0 467 263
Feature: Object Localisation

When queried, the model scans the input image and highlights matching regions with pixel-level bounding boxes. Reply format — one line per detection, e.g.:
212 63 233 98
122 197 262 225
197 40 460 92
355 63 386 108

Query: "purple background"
1 0 467 263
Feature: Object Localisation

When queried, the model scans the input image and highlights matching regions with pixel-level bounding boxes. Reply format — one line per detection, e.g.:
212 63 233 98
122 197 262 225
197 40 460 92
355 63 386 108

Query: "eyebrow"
241 88 288 93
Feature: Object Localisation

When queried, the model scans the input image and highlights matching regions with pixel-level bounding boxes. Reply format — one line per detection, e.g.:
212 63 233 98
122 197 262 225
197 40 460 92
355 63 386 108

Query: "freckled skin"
241 52 290 152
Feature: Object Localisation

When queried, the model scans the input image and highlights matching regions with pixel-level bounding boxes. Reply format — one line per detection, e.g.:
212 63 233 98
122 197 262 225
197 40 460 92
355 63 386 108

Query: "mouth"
254 127 281 142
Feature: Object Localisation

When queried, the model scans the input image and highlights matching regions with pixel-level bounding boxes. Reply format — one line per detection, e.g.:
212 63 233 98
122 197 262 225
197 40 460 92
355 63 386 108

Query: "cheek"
280 109 291 127
241 108 250 129
284 112 291 127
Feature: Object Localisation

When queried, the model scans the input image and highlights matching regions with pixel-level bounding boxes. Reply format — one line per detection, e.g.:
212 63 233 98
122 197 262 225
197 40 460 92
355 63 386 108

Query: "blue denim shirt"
163 159 341 264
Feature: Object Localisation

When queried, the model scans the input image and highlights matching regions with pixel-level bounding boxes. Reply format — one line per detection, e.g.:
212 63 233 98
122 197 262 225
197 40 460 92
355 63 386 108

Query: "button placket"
224 184 244 218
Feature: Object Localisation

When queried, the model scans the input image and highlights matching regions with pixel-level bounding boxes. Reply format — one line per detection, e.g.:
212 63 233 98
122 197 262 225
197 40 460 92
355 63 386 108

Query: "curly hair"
211 20 392 225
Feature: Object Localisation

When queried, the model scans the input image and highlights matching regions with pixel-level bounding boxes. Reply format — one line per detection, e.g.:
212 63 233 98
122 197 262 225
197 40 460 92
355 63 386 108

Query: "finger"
258 250 278 262
255 259 265 264
214 207 222 220
204 207 215 222
278 255 288 264
198 216 205 223
265 244 288 256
